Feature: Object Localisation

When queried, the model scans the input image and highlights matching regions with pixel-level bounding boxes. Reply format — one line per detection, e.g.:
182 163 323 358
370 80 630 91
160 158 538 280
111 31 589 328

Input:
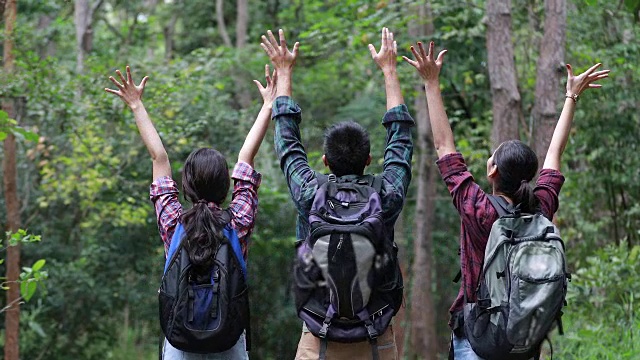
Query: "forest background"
1 0 639 359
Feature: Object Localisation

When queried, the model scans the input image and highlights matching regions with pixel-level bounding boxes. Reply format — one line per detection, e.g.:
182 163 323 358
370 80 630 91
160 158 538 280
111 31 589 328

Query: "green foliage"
554 244 639 359
2 0 638 358
1 230 47 305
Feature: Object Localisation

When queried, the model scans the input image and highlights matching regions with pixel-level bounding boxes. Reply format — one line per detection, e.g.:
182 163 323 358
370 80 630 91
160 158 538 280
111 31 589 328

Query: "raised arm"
261 29 299 98
369 27 404 110
105 66 171 180
237 65 278 167
403 41 456 159
542 63 610 171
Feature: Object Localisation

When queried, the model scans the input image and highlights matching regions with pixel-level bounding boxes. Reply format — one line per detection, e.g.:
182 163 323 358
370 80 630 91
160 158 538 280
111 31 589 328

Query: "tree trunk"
74 0 90 73
164 10 179 60
37 15 56 59
486 0 522 148
3 2 21 360
532 0 566 166
393 209 408 357
216 0 232 47
407 2 438 358
235 0 248 48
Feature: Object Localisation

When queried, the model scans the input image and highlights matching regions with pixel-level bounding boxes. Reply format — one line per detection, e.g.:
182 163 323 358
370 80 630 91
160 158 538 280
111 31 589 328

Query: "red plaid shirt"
149 161 261 260
436 152 565 325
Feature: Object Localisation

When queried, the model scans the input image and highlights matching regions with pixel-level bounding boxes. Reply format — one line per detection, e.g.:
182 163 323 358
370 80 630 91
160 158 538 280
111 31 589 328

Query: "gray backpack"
463 195 569 360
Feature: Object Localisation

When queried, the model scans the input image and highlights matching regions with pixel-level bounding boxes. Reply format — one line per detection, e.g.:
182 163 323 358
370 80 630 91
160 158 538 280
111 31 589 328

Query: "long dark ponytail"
180 148 230 282
493 140 539 213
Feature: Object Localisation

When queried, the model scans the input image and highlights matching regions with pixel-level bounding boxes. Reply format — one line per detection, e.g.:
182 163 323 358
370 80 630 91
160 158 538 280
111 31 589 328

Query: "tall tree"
74 0 104 73
486 0 522 148
3 2 21 359
236 0 248 48
216 0 232 47
532 0 566 166
408 1 438 358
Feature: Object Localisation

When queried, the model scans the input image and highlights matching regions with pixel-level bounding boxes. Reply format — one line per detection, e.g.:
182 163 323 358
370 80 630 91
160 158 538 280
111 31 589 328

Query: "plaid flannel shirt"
149 161 261 260
436 152 565 325
271 95 414 243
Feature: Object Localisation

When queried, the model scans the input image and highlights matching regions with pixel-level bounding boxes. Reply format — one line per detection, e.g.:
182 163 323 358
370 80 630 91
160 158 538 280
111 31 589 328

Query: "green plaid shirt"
272 96 415 242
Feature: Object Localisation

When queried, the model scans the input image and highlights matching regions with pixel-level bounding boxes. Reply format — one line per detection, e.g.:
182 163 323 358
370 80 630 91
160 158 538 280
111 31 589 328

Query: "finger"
252 79 265 91
583 62 602 76
566 64 573 78
265 64 270 80
267 30 279 49
417 41 427 59
116 70 127 85
272 67 277 83
436 49 448 64
402 56 418 68
292 42 300 58
368 44 377 58
590 70 610 77
104 88 121 95
260 42 273 56
109 76 124 89
261 36 275 54
279 29 288 50
380 28 386 49
389 31 394 49
588 83 602 88
126 66 133 84
410 45 421 61
140 76 149 89
393 40 397 55
428 41 435 60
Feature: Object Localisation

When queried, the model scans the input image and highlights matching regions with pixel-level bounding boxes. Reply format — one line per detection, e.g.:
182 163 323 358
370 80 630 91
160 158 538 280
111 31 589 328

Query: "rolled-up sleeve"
229 161 262 244
150 176 183 253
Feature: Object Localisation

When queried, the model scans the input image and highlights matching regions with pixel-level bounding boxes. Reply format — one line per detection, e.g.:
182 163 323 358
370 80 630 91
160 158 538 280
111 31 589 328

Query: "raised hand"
253 64 278 107
403 41 447 84
368 27 398 73
105 66 149 108
565 63 610 101
261 29 299 73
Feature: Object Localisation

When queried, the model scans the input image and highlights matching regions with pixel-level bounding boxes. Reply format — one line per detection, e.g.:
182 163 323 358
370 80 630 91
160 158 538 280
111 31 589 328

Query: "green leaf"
32 259 46 272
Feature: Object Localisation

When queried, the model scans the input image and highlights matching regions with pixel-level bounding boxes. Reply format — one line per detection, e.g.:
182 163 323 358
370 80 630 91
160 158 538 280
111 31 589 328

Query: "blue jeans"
452 333 485 360
162 332 248 360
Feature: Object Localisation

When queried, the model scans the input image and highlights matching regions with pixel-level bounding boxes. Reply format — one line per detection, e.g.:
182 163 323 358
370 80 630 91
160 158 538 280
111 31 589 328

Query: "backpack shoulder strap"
164 223 185 273
487 194 511 217
220 209 247 276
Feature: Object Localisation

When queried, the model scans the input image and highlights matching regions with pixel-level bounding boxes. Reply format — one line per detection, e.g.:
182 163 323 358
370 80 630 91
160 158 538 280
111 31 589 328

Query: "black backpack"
158 210 250 353
293 174 403 360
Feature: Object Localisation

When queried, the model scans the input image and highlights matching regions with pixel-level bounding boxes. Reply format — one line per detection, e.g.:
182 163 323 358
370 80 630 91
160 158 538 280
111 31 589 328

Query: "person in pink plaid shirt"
105 64 278 359
403 40 609 359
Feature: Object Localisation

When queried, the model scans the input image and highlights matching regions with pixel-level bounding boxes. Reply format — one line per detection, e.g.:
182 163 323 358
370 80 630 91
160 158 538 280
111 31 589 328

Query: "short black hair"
323 121 370 177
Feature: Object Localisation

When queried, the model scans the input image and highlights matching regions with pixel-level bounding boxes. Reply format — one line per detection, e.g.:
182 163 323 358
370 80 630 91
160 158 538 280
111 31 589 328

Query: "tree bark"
235 0 248 48
3 2 21 360
74 0 103 73
407 2 438 359
216 0 232 47
486 0 523 148
532 0 566 166
37 15 56 59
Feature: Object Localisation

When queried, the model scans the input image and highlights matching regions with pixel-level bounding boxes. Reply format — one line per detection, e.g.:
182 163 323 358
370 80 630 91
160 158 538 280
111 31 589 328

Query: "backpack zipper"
331 234 344 262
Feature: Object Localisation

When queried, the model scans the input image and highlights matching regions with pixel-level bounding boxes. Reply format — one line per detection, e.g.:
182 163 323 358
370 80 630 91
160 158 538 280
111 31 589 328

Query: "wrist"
424 78 440 89
565 92 579 103
382 68 398 77
129 100 144 111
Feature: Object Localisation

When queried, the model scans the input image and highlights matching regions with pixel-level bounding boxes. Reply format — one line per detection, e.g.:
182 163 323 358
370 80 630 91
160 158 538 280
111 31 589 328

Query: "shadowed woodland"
1 0 639 359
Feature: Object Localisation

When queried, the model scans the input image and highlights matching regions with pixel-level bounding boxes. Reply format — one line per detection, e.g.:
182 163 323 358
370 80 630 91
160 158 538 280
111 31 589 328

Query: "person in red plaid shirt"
404 41 609 359
105 64 278 359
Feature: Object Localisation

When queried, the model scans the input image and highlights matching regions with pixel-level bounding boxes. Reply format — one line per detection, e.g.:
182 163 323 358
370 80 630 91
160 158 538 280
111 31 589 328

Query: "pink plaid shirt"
436 152 565 325
149 161 261 260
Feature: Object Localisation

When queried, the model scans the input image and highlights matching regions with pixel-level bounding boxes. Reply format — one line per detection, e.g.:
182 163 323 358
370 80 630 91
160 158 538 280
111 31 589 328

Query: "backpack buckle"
318 319 331 338
364 320 378 340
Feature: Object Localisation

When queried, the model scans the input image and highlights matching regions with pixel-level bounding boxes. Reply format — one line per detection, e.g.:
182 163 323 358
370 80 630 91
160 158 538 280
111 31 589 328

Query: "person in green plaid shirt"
261 28 414 360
